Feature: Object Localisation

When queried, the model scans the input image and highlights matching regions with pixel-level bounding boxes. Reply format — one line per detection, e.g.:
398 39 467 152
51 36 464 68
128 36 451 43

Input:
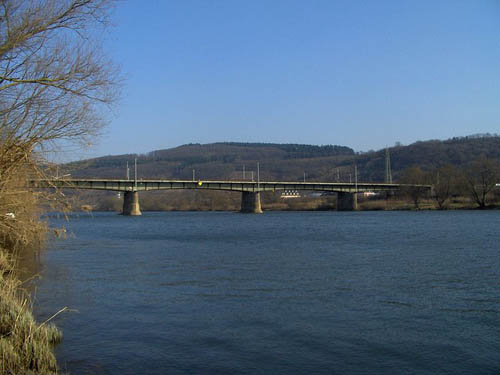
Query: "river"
34 211 500 374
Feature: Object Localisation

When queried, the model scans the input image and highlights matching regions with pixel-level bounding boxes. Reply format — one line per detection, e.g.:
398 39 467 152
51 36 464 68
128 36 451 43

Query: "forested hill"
344 134 500 181
65 135 500 182
65 142 357 181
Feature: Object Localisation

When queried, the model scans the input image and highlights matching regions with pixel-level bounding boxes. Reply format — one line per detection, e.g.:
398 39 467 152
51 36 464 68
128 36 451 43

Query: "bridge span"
31 178 427 215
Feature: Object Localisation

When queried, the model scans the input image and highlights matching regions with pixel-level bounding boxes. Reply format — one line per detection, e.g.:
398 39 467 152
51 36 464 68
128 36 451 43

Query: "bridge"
31 178 430 215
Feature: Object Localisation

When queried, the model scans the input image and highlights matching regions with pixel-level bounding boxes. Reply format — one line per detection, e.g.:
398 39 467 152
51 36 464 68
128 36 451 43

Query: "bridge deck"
31 178 430 193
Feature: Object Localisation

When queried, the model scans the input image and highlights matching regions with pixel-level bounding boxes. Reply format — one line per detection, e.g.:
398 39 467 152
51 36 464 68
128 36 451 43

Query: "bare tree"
0 4 120 372
0 0 119 244
431 164 458 209
399 166 429 209
460 158 499 208
0 0 119 159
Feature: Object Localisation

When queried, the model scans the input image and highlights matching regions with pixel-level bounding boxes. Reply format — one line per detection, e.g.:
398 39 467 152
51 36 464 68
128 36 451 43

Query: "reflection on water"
34 211 500 374
15 245 44 292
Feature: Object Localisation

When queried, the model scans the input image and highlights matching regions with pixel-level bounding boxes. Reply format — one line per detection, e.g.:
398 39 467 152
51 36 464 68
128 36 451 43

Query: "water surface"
35 211 500 374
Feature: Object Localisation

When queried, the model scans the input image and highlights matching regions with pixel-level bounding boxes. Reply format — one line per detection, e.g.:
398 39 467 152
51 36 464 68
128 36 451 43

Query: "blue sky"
81 0 500 159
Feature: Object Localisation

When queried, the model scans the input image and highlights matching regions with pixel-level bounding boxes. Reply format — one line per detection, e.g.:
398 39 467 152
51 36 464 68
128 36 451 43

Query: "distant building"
281 190 301 199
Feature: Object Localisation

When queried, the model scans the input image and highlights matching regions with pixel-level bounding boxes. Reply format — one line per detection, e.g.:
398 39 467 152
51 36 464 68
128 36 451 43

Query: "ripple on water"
35 211 500 375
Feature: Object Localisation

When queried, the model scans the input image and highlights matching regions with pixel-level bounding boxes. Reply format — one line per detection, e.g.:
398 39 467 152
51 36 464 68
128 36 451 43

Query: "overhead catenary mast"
355 164 358 192
385 147 392 184
257 162 260 190
134 158 137 190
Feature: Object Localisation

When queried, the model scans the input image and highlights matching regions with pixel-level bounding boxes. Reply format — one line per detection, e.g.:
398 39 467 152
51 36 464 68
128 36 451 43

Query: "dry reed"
0 152 65 374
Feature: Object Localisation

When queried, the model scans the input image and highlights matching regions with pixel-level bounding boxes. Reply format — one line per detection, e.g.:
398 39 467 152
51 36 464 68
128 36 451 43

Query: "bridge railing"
30 178 431 193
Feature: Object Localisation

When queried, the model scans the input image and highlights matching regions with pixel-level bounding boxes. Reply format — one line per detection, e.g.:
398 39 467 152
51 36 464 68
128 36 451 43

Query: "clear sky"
79 0 500 159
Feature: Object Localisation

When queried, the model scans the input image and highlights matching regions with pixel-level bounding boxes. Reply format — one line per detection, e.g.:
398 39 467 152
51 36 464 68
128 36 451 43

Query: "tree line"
399 157 500 209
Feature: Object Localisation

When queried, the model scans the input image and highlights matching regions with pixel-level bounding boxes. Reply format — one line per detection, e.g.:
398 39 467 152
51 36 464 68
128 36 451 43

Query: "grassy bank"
0 248 62 375
0 170 64 374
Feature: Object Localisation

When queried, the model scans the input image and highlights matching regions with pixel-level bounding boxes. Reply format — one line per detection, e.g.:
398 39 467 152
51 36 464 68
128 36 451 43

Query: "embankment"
0 246 62 375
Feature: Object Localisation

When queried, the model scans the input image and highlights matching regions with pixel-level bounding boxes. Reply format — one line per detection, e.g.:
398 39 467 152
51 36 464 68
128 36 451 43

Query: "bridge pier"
122 191 142 216
337 192 358 211
240 191 263 213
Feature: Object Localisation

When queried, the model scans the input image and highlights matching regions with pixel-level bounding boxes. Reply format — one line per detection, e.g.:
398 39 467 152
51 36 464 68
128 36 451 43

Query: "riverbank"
76 196 499 213
0 247 62 375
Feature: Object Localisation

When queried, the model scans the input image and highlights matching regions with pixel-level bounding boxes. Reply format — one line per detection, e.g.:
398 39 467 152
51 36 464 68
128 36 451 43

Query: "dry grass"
0 249 62 375
0 157 65 374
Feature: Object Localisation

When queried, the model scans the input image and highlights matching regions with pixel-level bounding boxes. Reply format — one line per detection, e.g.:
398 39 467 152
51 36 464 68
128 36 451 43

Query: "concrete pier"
337 192 358 211
122 191 142 216
240 191 263 213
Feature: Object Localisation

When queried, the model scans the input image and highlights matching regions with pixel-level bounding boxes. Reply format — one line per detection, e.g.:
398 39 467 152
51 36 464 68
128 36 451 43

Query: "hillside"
65 142 357 181
65 135 500 183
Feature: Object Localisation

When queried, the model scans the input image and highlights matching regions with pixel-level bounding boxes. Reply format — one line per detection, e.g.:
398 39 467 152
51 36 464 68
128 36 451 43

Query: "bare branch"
0 0 120 248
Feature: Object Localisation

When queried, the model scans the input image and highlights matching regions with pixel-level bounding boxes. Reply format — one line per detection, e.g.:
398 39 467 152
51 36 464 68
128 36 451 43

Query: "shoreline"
0 247 61 374
71 202 500 214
